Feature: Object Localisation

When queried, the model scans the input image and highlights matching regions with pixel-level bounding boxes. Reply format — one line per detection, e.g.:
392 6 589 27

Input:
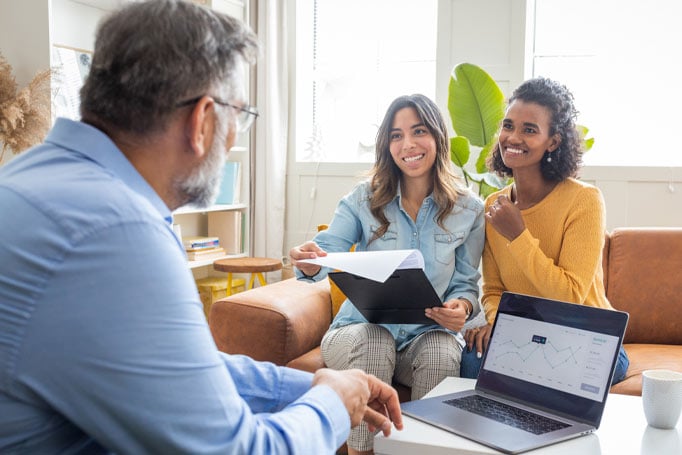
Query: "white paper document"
297 249 425 283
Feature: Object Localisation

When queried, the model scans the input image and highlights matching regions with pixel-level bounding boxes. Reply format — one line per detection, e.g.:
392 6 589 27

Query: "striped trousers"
321 323 461 451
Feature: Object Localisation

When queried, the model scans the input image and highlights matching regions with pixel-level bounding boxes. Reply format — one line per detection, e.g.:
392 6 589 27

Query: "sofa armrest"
209 278 332 366
606 227 682 344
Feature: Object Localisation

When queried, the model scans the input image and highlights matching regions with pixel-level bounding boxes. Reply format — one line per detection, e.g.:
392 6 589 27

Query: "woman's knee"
460 347 483 379
321 323 396 371
411 331 461 369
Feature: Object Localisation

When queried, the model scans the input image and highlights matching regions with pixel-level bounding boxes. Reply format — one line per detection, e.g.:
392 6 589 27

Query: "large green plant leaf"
475 137 497 174
450 136 470 168
577 124 595 152
448 63 505 148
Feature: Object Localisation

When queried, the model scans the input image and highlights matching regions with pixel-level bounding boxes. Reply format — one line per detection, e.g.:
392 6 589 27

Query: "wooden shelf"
188 252 248 269
173 203 247 216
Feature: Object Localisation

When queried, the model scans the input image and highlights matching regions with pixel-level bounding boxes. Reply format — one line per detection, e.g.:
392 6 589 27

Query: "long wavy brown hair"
368 94 466 242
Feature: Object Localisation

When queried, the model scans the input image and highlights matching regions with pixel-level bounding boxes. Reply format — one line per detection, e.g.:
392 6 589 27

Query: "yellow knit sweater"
482 178 612 324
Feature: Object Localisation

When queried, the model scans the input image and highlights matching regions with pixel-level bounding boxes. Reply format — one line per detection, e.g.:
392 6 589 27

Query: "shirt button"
413 232 417 236
399 329 406 336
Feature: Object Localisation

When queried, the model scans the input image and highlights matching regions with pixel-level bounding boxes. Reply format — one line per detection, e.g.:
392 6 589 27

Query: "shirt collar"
395 184 435 207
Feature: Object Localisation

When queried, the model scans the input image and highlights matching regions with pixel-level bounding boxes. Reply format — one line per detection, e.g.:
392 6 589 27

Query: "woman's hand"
464 323 493 359
485 194 525 241
288 241 327 277
424 298 470 332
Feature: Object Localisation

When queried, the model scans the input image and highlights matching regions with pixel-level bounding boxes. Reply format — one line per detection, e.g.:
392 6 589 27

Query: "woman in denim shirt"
290 94 485 455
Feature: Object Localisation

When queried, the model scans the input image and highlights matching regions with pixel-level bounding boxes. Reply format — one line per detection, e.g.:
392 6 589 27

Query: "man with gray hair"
0 0 402 453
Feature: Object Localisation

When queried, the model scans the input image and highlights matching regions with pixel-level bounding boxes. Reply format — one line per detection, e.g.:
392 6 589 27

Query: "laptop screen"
477 292 628 426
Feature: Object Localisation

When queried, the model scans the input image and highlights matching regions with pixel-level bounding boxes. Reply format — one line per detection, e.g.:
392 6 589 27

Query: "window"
532 0 682 166
294 0 438 163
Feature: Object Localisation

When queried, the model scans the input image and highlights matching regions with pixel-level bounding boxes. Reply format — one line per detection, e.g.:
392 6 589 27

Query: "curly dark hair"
368 94 465 241
487 77 582 181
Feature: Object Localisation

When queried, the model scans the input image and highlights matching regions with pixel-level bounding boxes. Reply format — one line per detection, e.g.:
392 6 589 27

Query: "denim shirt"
300 180 485 350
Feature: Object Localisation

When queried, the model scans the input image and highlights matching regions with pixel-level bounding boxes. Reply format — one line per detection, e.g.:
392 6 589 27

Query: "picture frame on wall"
51 45 92 121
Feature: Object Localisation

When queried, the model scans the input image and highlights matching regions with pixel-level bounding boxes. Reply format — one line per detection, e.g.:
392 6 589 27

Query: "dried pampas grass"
0 53 52 162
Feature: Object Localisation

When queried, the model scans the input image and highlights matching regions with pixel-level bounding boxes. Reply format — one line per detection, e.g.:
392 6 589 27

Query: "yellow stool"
212 257 283 292
195 276 246 319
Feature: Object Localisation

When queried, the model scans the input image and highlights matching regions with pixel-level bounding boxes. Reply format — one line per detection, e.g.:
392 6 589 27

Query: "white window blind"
294 0 438 163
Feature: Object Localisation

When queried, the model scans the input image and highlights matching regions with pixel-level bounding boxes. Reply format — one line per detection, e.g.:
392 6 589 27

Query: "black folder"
328 268 442 324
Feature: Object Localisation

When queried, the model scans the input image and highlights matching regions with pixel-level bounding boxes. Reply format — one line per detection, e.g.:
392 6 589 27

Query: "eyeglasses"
176 96 259 133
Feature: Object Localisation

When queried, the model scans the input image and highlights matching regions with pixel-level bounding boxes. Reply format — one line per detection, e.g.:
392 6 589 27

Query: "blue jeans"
460 345 630 385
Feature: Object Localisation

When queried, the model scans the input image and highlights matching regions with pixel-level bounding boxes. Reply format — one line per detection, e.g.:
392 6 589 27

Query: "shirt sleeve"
481 194 507 324
481 232 505 325
443 203 485 319
16 220 350 454
506 186 605 304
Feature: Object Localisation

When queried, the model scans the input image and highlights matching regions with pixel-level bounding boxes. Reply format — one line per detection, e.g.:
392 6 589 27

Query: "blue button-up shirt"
300 181 485 350
0 119 348 454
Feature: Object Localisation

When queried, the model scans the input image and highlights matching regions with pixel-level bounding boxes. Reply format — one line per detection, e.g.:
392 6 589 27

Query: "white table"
375 377 682 454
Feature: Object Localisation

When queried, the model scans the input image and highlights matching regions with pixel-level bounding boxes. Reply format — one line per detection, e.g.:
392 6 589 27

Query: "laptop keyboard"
443 395 570 435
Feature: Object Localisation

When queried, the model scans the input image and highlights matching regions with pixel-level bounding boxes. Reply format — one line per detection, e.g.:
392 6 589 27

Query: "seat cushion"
287 347 326 373
287 347 413 402
609 343 682 396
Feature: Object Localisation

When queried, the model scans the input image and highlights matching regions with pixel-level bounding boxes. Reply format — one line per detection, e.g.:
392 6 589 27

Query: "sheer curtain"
251 0 287 268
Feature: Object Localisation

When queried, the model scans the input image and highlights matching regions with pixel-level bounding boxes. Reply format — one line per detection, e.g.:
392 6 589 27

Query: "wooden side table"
213 257 283 295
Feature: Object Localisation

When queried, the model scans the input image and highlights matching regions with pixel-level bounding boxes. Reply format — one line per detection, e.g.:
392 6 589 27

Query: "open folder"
298 250 441 324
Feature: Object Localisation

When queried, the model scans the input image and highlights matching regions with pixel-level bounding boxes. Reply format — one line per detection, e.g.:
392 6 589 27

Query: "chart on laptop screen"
485 313 619 401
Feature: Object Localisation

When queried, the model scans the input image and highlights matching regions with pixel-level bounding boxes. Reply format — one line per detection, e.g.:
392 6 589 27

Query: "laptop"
401 292 629 454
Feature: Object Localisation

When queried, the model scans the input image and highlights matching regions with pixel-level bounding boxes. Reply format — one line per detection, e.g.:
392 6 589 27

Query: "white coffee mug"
642 369 682 429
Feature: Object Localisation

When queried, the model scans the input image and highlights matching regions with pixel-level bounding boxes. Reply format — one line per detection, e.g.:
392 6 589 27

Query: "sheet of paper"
298 249 424 282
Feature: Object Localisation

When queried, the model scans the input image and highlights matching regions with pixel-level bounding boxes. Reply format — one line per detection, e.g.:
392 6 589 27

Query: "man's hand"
424 298 470 332
312 369 403 436
463 323 493 359
289 241 327 277
364 373 403 435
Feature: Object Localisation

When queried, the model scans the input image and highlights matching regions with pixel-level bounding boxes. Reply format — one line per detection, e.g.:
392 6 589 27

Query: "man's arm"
19 221 350 453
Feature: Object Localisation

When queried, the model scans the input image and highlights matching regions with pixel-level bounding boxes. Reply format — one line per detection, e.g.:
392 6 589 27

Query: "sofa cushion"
605 228 682 344
210 278 332 365
317 223 354 317
329 279 347 317
610 343 682 396
287 346 326 373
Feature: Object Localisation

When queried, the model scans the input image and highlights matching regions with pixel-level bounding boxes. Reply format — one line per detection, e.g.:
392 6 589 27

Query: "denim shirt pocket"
370 226 398 249
434 232 464 266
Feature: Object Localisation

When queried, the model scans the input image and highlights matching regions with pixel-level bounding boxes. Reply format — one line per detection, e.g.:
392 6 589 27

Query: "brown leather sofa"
209 227 682 397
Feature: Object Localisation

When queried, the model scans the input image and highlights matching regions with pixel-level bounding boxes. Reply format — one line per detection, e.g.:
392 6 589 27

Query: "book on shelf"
183 236 220 251
214 161 241 205
207 210 243 255
298 249 441 324
186 247 226 261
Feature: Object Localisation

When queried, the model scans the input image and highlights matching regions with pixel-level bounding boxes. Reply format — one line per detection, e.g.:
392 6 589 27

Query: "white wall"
52 0 107 50
581 166 682 230
0 0 110 166
0 1 51 87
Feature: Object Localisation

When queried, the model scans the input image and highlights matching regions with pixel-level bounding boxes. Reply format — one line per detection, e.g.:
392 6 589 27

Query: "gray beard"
176 126 228 209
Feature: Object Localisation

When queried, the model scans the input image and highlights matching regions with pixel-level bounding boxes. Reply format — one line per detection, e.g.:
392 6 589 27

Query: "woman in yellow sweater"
460 77 629 383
